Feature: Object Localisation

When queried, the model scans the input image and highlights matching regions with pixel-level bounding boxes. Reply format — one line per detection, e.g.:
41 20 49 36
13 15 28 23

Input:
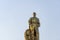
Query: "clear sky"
0 0 60 40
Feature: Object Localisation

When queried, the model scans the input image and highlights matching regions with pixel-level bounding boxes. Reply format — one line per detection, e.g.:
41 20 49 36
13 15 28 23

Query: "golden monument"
24 12 40 40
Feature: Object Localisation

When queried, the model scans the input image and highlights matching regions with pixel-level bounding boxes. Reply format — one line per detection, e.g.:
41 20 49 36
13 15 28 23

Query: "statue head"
33 12 36 17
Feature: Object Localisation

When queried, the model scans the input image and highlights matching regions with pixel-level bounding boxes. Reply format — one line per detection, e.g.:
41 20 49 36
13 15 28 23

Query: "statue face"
33 12 36 17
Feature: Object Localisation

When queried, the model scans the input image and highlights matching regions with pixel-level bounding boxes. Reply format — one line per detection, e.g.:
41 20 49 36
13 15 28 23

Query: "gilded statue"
24 12 40 40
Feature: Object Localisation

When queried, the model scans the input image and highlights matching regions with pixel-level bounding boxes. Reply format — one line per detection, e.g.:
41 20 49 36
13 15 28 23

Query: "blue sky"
0 0 60 40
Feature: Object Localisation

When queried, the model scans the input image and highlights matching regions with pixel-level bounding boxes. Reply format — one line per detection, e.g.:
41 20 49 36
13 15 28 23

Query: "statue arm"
28 17 32 25
37 18 40 27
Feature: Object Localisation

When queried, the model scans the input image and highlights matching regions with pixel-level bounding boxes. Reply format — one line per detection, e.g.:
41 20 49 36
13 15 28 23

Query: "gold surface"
24 12 40 40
